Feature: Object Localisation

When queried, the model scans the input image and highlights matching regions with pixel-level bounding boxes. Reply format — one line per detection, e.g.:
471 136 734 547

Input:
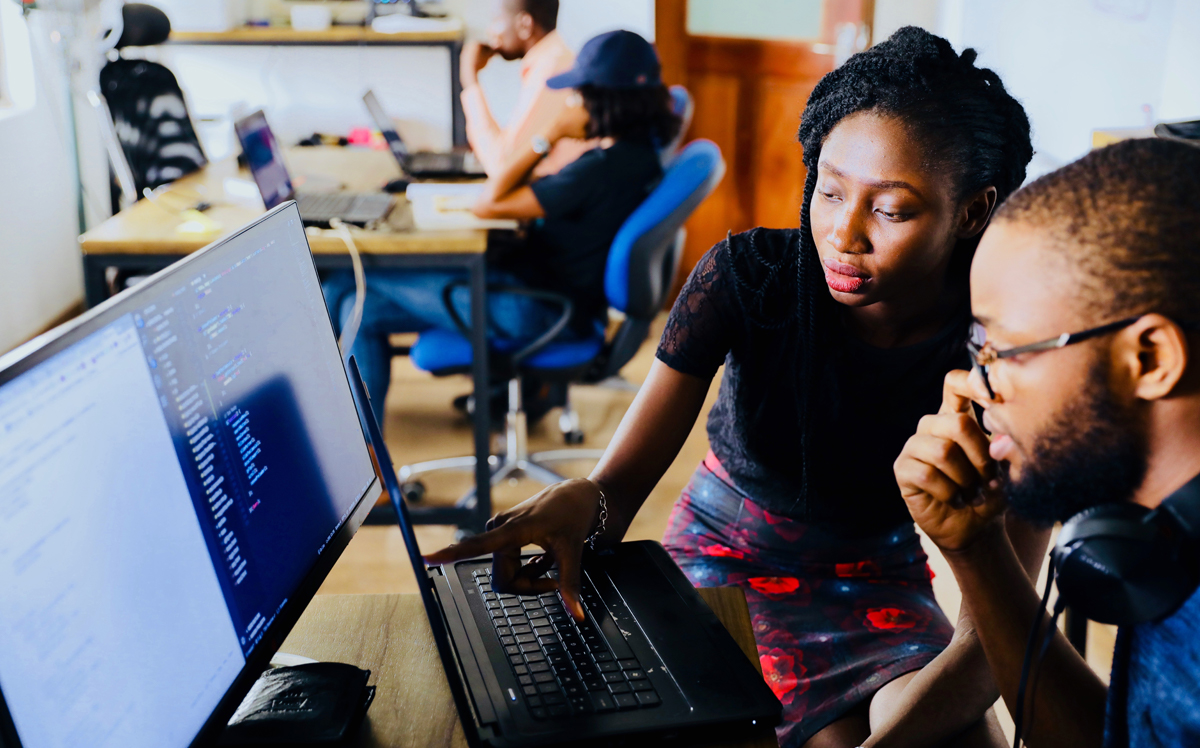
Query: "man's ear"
956 186 998 239
514 11 534 41
1121 314 1190 401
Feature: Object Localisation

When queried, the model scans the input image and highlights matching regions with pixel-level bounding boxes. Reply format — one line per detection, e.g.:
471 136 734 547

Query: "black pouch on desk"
219 662 376 746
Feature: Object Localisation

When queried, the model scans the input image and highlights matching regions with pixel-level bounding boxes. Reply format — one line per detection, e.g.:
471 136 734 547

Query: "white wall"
0 7 85 353
878 0 1200 181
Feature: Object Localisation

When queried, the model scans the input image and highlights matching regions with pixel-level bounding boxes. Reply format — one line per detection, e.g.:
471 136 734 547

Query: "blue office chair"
661 85 694 166
398 139 726 503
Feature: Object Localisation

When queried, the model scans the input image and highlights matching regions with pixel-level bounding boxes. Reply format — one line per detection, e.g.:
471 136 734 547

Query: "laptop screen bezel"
233 110 298 209
362 90 410 166
0 203 382 748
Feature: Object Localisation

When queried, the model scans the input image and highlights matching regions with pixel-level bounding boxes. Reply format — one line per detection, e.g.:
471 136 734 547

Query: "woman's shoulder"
708 227 804 323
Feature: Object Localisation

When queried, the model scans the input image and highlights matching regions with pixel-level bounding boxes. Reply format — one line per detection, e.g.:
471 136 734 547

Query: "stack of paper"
405 183 519 231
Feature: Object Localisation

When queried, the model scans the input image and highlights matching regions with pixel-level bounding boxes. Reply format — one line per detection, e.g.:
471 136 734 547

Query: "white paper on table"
405 183 519 231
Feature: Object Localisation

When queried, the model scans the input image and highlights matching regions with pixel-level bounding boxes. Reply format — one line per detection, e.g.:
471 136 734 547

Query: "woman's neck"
842 267 967 349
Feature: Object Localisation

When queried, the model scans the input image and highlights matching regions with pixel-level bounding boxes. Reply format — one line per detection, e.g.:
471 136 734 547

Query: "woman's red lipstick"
823 258 869 294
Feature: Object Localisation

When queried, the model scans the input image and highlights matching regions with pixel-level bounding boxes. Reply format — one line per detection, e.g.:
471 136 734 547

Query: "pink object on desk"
347 127 373 146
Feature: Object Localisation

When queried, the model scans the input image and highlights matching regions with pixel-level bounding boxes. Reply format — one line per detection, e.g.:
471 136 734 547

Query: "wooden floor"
316 313 1118 737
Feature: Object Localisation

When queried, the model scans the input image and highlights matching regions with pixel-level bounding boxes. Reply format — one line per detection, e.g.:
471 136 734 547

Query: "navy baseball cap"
547 30 662 90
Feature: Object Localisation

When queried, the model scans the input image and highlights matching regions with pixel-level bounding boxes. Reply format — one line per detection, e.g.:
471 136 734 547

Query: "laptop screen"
362 90 409 164
234 111 295 209
0 205 378 748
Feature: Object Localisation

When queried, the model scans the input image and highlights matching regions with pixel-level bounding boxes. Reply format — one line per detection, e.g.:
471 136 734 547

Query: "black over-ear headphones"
1052 474 1200 626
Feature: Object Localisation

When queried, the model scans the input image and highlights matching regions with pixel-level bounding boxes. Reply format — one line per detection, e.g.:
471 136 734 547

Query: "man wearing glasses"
894 137 1200 748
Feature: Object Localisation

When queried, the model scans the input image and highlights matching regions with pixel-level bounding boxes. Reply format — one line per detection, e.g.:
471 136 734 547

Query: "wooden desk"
79 147 495 533
281 589 779 748
167 26 466 145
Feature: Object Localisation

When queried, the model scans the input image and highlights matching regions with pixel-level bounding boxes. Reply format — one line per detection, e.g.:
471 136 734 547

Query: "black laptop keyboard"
472 568 662 721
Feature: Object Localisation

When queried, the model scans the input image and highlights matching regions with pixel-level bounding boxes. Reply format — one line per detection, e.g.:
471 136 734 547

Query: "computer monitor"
233 111 296 210
0 204 381 748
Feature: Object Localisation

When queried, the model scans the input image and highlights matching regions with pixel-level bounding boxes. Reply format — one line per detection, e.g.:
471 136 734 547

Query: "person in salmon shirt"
460 0 593 178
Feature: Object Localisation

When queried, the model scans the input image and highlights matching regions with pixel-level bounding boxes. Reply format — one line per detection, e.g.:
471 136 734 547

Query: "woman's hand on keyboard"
424 478 610 620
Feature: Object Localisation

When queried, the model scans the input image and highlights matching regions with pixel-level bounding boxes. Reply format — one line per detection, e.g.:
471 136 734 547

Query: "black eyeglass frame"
966 316 1142 399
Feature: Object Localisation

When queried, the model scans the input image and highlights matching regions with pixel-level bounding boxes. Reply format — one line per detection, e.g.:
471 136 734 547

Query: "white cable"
329 218 367 358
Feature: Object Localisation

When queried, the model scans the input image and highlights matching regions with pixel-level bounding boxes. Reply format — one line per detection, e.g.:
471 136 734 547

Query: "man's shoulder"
1119 582 1200 745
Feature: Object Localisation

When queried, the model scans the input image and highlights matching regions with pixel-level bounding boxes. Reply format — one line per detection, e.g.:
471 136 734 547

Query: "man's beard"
999 361 1148 527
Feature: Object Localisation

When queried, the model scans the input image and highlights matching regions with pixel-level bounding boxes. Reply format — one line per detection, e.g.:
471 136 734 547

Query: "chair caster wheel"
563 430 585 445
454 528 476 543
400 480 426 503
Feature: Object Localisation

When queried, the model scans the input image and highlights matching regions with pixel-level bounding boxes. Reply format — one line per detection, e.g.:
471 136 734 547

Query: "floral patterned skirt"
663 452 955 748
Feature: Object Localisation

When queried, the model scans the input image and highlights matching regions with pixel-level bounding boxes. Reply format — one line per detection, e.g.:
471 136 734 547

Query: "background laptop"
234 110 393 227
349 358 782 747
363 89 487 179
0 204 381 748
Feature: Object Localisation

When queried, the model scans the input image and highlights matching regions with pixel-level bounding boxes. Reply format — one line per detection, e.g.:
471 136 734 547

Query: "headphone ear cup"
1055 503 1199 626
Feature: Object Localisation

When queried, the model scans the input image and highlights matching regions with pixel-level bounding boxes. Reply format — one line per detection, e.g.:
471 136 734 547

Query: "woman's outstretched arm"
425 359 711 619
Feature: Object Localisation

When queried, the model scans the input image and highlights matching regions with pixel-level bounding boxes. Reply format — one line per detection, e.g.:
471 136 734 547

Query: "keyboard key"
537 683 560 694
549 614 570 625
511 626 533 635
524 652 546 663
548 653 570 667
522 599 543 610
584 677 607 691
589 692 616 713
505 646 521 656
541 692 566 705
625 670 647 680
514 664 528 675
519 643 540 653
548 705 570 719
544 604 564 615
569 695 592 713
490 610 505 619
533 626 554 637
619 659 640 671
472 569 487 577
495 627 511 637
527 696 542 707
543 642 564 653
608 681 631 694
563 683 585 698
500 636 516 646
510 655 525 665
485 600 502 610
597 661 620 673
528 662 550 673
499 593 517 600
592 651 613 662
515 634 536 644
576 664 599 679
523 685 538 696
528 614 549 625
614 693 639 710
482 592 496 601
530 707 548 720
602 672 625 684
636 690 661 707
501 598 522 608
519 675 533 686
533 672 556 684
630 679 653 692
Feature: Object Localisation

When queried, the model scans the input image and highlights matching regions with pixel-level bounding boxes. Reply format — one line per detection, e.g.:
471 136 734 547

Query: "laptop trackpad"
595 543 762 712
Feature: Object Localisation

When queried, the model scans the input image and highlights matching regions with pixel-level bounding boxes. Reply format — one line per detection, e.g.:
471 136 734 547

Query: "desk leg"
450 40 466 148
82 256 110 309
466 255 491 534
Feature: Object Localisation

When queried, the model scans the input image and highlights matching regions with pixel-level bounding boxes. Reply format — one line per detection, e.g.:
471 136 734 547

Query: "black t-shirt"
514 140 662 329
656 227 970 528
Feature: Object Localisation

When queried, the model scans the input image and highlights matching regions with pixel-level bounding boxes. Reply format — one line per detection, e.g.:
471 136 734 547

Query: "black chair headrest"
115 3 171 49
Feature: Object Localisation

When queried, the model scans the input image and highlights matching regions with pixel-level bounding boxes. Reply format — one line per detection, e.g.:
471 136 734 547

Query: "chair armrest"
439 280 575 365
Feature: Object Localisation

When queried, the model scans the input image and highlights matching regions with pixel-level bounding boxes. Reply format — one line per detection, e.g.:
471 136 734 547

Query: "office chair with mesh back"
96 3 206 210
395 140 725 511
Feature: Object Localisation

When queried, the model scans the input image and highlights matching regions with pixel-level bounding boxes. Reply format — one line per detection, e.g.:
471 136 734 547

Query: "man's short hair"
995 138 1200 328
516 0 558 32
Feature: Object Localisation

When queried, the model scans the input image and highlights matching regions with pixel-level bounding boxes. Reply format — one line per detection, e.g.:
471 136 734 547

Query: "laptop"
363 89 487 178
0 204 381 748
234 110 393 227
350 363 783 745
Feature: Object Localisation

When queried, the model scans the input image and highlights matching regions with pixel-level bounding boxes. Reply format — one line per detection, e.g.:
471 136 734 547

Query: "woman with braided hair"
430 27 1047 746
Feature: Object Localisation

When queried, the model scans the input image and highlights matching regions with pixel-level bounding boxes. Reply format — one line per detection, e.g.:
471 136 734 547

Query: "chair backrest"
605 138 725 321
98 4 206 198
659 85 694 166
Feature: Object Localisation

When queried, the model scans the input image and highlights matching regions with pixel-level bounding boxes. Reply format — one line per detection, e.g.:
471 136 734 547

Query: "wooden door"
656 0 874 291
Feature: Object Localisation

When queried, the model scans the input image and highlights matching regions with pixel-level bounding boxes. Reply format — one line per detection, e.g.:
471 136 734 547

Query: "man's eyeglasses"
966 317 1141 399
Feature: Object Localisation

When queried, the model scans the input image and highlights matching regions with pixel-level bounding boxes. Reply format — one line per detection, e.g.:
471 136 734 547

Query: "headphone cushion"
1055 503 1199 625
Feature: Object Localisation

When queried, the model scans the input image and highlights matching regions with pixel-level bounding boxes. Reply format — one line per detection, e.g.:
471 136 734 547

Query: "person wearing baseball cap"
324 30 682 430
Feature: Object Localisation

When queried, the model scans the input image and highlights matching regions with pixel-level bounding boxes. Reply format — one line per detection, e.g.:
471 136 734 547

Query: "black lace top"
657 228 970 528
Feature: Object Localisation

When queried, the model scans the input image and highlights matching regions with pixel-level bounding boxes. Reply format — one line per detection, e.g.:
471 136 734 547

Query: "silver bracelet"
583 486 608 550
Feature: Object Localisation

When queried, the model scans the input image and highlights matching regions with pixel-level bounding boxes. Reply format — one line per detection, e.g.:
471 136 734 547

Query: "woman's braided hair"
785 26 1034 513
